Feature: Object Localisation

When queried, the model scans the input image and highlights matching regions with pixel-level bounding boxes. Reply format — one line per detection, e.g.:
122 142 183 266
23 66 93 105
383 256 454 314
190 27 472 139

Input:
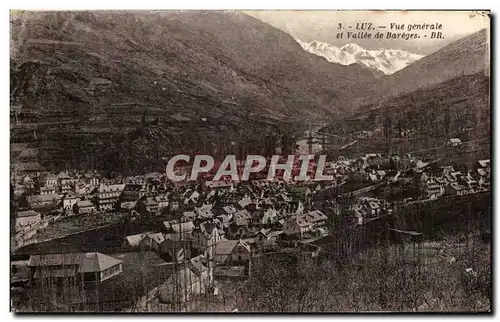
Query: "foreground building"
27 252 123 283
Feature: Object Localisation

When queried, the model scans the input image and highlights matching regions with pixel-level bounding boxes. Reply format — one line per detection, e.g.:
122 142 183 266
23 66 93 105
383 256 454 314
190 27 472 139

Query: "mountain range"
10 11 378 172
296 40 424 76
9 11 490 173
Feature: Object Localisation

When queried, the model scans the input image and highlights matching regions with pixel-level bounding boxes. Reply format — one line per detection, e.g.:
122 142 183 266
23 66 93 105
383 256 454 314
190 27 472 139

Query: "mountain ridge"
10 10 379 173
296 39 424 76
380 28 489 97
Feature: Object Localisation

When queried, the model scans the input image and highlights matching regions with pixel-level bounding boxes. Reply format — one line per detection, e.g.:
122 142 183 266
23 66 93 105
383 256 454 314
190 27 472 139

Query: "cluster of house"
13 175 339 308
12 170 164 227
329 151 491 200
118 179 334 270
11 150 491 310
417 159 491 199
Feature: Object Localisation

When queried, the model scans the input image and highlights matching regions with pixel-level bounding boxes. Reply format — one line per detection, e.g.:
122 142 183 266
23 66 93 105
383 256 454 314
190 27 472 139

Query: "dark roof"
170 221 195 234
63 192 78 199
215 240 238 255
124 183 145 191
200 221 217 236
28 252 122 273
305 210 328 222
189 255 207 276
28 193 61 204
77 200 94 208
17 210 39 218
34 267 77 279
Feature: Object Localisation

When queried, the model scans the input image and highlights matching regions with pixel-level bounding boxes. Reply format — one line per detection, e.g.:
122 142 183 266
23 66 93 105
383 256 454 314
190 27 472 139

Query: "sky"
246 10 490 54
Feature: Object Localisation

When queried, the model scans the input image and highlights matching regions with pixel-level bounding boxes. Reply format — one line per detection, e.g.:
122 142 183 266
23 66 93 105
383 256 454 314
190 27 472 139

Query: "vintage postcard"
9 10 491 313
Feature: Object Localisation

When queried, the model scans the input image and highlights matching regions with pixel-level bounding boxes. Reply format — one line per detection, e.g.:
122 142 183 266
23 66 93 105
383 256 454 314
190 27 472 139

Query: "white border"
1 0 498 321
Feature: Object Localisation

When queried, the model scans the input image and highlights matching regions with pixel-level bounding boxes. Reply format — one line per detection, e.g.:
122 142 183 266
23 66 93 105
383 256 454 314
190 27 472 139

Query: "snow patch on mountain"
297 39 424 75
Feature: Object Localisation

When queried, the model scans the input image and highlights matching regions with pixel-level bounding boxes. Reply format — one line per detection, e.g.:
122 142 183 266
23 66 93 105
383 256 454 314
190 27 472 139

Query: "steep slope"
11 11 378 120
10 11 378 173
296 40 423 75
381 29 489 96
324 72 490 146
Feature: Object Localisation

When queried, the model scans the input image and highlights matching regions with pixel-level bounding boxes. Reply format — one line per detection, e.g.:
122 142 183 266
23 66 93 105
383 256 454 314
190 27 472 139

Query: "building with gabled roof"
28 252 123 283
196 206 214 219
27 193 61 210
73 199 96 214
120 201 137 212
181 211 197 222
97 183 125 211
305 210 328 225
11 162 44 175
283 214 312 237
121 183 148 202
213 239 251 265
233 209 251 226
164 221 195 240
154 194 169 209
123 232 151 248
139 232 166 252
192 221 221 254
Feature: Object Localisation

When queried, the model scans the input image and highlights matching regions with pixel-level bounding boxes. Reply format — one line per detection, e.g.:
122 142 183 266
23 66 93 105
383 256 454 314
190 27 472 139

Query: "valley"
9 10 491 314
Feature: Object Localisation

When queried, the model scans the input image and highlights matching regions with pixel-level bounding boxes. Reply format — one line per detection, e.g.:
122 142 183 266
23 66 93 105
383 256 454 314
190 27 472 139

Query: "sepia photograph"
8 9 491 313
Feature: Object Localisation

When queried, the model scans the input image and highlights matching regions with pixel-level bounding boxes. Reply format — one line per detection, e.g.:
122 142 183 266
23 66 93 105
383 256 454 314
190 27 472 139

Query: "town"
9 10 491 313
10 137 491 311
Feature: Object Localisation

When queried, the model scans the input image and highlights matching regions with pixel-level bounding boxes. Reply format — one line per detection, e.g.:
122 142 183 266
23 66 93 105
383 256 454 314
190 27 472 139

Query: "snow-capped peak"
339 43 364 54
297 39 424 75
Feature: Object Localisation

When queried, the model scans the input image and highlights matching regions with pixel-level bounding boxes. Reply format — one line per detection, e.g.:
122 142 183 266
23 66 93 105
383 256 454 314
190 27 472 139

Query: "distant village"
10 135 491 311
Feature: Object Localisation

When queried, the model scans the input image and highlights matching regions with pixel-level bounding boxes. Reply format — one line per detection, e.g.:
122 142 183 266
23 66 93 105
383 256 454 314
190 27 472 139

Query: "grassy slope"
324 72 490 143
